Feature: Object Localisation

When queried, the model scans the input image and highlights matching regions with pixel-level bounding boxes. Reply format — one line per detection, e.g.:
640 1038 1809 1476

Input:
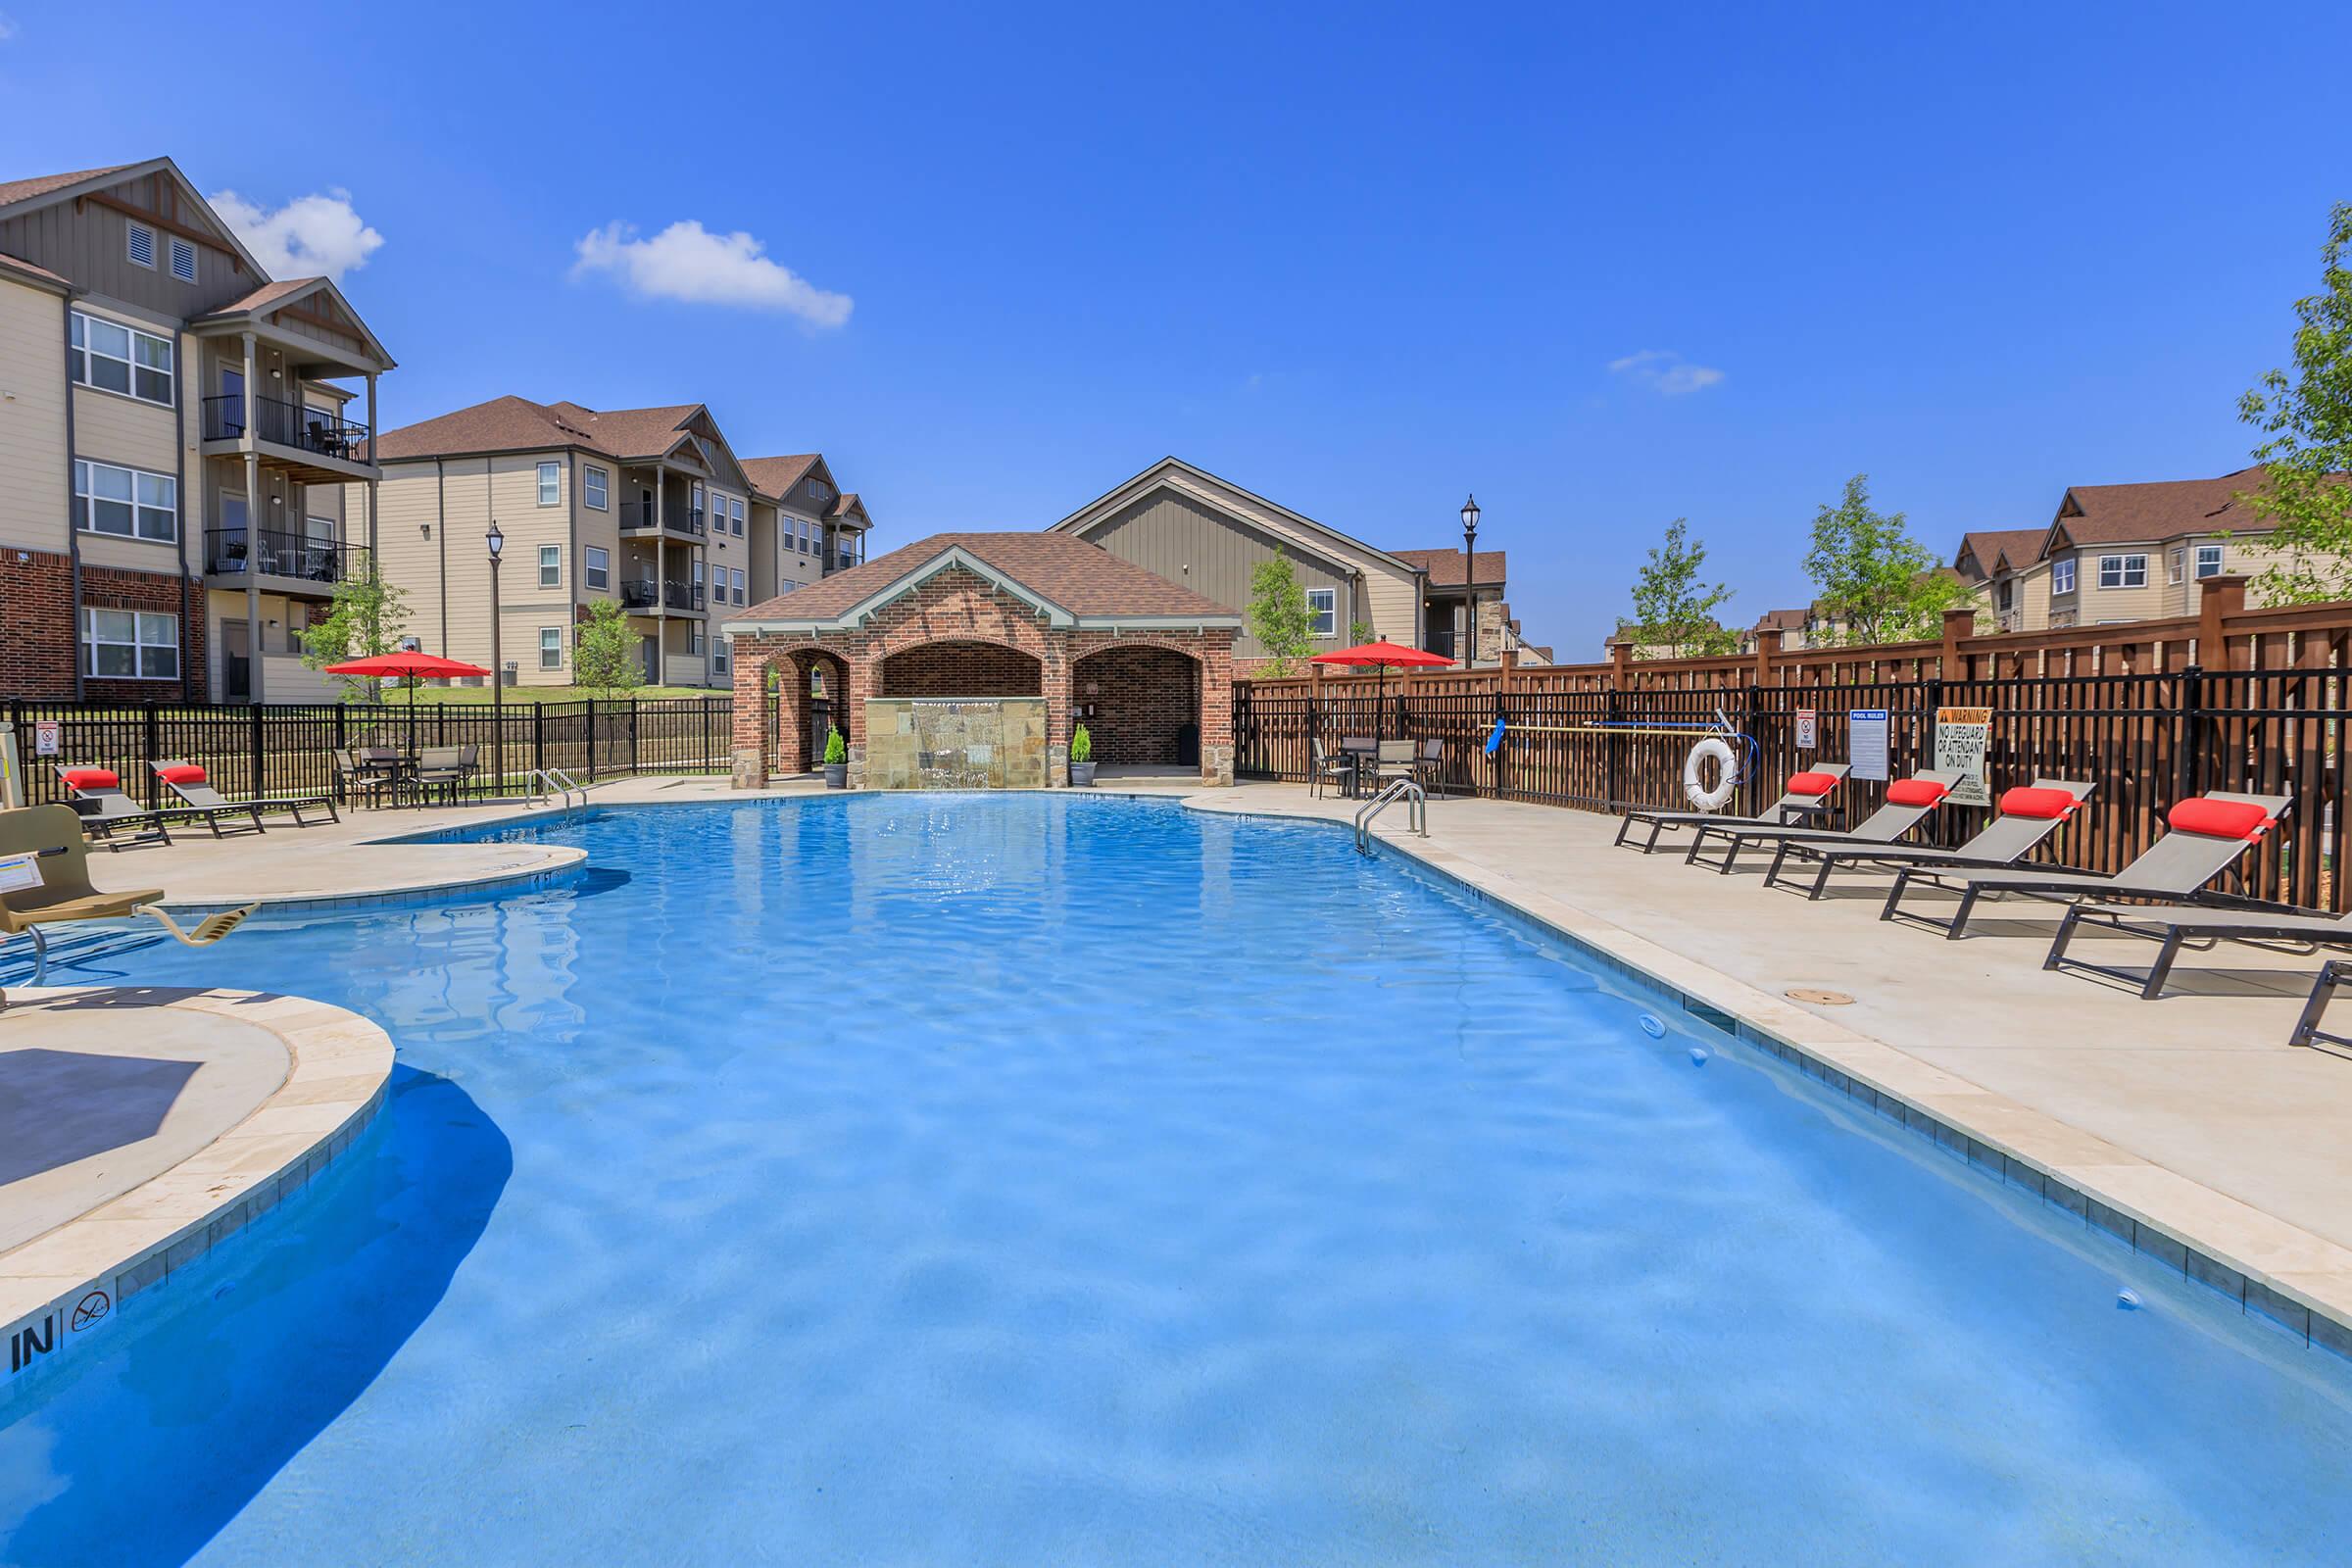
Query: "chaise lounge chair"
2040 866 2351 1002
1882 791 2293 939
2290 960 2352 1051
150 760 338 834
1613 763 1849 854
54 766 172 850
1684 769 1961 874
0 805 254 997
1760 779 2097 900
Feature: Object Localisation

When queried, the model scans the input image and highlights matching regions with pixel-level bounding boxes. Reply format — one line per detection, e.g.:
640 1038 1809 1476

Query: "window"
585 545 610 591
800 519 813 554
539 627 563 669
2097 553 2147 589
1306 587 1337 637
2168 548 2185 585
810 478 831 502
539 544 562 588
82 609 177 680
713 636 731 675
2197 544 2225 579
73 460 176 542
584 466 609 511
731 497 745 536
731 566 746 606
688 624 704 656
690 484 704 526
1996 579 2014 612
691 560 705 603
169 237 197 283
126 221 156 269
2051 559 2077 595
70 312 173 404
537 462 561 506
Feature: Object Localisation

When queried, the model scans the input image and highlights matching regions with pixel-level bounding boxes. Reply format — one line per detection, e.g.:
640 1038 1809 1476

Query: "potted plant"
822 727 849 789
1069 723 1096 788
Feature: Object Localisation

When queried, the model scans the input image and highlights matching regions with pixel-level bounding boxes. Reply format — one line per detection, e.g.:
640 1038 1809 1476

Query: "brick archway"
1071 643 1201 766
878 639 1044 698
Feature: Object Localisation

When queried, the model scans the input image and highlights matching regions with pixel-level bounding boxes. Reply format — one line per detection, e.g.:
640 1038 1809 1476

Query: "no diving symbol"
71 1291 110 1332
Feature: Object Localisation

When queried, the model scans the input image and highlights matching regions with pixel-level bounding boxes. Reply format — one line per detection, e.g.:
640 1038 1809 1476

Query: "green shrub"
1070 724 1093 763
823 728 847 764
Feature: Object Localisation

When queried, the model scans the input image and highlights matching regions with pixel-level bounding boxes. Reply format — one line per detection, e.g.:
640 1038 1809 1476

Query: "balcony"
618 500 705 537
206 527 369 593
201 394 373 479
619 579 705 612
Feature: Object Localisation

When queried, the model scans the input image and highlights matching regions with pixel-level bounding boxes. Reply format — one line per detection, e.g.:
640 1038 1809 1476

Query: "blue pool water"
6 794 2352 1565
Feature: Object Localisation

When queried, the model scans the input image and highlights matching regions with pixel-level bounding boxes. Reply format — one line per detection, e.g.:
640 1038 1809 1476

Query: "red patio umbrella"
323 651 493 705
1310 640 1452 742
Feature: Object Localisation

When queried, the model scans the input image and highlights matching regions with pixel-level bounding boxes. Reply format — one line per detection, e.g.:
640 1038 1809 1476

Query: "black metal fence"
7 696 735 808
1236 669 2347 909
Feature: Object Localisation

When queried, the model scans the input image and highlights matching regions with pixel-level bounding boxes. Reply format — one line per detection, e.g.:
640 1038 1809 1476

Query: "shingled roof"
373 396 704 463
741 455 823 500
726 531 1239 630
1390 548 1507 588
1954 528 2047 576
0 164 138 212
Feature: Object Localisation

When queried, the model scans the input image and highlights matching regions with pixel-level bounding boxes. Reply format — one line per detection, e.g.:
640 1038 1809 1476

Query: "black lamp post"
1459 493 1481 665
486 521 505 790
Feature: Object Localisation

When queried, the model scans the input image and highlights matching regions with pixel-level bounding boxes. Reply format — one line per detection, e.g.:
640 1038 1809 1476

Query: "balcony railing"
618 501 704 536
207 526 369 585
202 394 370 462
618 579 705 612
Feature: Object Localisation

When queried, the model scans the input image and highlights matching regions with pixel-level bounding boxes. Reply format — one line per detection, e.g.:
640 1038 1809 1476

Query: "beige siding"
73 379 179 476
0 277 70 552
1081 487 1358 659
1359 569 1420 648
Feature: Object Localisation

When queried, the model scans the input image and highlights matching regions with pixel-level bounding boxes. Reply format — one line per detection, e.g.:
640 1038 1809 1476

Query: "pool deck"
14 774 2352 1365
0 988 393 1395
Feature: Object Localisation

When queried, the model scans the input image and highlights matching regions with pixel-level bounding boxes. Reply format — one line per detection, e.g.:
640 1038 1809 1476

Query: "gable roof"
831 491 869 524
1049 457 1424 578
374 395 708 464
1954 528 2046 576
724 531 1238 632
0 157 268 278
741 454 824 501
1390 547 1506 588
0 251 72 292
0 164 141 212
1752 607 1808 634
193 274 398 368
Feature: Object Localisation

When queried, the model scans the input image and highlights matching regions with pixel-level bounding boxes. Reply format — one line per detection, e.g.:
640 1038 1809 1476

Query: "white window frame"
2051 559 2077 596
585 545 610 591
73 459 177 542
126 220 156 270
688 623 704 656
82 608 179 680
2169 548 2185 585
69 311 174 406
731 566 746 606
538 544 562 588
1305 586 1338 637
712 635 731 675
2097 553 2147 590
584 466 609 511
539 626 563 670
536 462 561 507
731 497 745 536
169 236 197 283
2196 544 2225 579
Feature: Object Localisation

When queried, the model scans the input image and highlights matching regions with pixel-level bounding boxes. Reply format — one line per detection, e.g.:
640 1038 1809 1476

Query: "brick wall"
0 549 75 698
1071 644 1198 763
878 640 1042 698
79 564 203 706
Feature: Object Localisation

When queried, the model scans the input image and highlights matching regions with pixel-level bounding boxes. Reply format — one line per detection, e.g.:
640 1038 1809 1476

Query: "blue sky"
3 1 2346 655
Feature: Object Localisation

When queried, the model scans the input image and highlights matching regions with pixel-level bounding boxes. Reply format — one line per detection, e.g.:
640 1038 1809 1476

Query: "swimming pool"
6 794 2352 1565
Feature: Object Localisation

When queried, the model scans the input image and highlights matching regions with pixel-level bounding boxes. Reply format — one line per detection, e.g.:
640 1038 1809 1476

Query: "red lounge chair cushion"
1885 778 1950 808
1787 771 1839 797
1998 786 2078 819
60 768 119 790
155 764 207 785
2169 797 2275 841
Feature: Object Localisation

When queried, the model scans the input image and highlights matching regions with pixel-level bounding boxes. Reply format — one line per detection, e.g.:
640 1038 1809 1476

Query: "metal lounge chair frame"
2042 883 2352 1001
1684 769 1962 874
1882 790 2294 939
151 760 338 833
1760 778 2097 900
1613 762 1849 855
54 766 173 850
2290 960 2352 1051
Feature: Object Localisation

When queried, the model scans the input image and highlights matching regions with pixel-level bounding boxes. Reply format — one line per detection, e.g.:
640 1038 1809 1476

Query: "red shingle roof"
1390 547 1507 587
733 532 1236 624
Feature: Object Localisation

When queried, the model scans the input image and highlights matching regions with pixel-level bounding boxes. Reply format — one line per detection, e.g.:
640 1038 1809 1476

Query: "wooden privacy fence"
4 696 735 808
1234 580 2352 910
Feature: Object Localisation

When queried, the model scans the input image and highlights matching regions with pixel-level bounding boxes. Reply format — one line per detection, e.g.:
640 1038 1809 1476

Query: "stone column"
730 644 771 789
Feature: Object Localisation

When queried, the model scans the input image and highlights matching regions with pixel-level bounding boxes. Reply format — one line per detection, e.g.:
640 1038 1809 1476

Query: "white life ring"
1683 736 1740 811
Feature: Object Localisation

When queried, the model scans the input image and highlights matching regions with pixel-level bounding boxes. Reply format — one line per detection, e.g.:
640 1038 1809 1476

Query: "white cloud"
571 220 853 327
0 14 20 42
210 188 384 281
1607 349 1725 396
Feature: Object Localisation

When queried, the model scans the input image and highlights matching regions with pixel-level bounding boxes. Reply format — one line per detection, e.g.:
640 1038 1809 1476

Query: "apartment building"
0 158 394 703
368 398 873 689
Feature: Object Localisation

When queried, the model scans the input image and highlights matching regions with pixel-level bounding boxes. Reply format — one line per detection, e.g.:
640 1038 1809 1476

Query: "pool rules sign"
1934 706 1993 808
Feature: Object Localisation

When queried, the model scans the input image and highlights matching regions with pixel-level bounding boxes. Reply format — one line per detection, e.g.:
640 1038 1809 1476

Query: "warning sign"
1934 706 1993 808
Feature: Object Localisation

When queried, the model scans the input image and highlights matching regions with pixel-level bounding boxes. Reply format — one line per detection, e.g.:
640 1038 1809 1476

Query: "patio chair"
1760 779 2097 900
2040 854 2350 1000
1883 791 2293 939
1684 769 1961 873
151 760 338 834
1414 738 1446 797
1372 740 1418 789
1614 764 1848 854
0 805 254 994
333 749 399 808
1308 740 1354 800
411 744 479 807
53 766 172 850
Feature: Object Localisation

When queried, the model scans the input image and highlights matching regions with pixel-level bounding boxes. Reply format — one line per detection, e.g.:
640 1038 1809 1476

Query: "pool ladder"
1354 777 1427 855
526 766 587 814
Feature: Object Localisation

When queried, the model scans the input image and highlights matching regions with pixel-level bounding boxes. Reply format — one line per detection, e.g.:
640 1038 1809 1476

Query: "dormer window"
126 221 156 269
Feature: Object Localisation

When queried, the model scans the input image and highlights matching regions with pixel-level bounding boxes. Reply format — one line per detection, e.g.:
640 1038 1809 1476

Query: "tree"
1627 518 1740 658
299 568 412 703
2239 202 2352 605
571 599 644 698
1801 474 1972 645
1246 556 1317 675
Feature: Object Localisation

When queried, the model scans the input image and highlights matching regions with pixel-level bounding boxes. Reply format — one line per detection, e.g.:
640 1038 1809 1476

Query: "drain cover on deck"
1786 988 1856 1006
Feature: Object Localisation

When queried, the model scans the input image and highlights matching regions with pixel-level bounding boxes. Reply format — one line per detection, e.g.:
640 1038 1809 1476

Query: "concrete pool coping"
0 988 394 1396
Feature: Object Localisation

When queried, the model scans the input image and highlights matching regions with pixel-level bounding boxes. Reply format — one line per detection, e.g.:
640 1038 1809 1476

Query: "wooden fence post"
1940 607 1976 683
2199 574 2246 671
